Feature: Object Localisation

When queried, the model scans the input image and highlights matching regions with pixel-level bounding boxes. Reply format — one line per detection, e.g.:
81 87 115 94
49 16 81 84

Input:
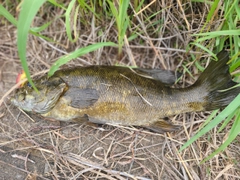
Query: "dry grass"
0 1 240 179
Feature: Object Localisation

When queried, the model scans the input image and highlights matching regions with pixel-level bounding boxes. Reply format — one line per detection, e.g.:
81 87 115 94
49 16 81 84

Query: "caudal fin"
194 50 239 111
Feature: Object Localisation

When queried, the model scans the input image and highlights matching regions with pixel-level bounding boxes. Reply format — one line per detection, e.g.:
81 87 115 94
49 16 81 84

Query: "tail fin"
194 50 239 111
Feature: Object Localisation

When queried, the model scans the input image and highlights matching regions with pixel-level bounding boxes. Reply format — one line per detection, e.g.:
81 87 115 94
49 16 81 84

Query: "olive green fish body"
42 66 203 125
11 50 240 132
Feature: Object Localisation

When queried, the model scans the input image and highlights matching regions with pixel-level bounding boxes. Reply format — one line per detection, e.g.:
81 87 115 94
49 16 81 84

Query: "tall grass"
1 0 119 89
180 0 240 162
107 0 130 58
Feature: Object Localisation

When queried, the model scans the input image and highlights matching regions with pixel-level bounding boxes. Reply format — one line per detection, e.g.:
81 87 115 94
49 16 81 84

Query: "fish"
11 50 240 133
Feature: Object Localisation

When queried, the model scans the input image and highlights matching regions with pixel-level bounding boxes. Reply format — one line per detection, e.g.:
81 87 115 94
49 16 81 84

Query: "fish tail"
194 50 239 111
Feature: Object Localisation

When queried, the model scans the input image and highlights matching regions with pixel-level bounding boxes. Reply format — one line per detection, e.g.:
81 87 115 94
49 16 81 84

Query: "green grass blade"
128 34 138 42
0 3 55 43
201 109 240 163
31 21 52 33
17 0 47 91
118 0 130 47
217 111 235 132
48 0 66 10
179 93 240 152
190 43 217 59
196 29 240 36
182 65 195 79
48 42 117 76
194 60 205 72
65 0 78 42
78 0 100 20
230 58 240 72
205 0 220 23
190 0 213 4
235 2 240 17
107 1 118 19
107 0 130 56
119 0 129 22
135 0 145 12
194 30 240 42
0 4 18 26
197 110 219 132
224 0 238 19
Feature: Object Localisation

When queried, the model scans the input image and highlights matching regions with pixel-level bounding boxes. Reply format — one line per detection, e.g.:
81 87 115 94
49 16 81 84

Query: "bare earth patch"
0 1 240 179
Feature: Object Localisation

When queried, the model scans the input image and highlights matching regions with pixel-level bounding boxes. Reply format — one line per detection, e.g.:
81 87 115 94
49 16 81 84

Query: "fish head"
11 76 68 114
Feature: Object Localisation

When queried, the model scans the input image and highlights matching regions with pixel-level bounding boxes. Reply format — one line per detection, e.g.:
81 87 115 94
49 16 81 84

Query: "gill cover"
11 76 67 114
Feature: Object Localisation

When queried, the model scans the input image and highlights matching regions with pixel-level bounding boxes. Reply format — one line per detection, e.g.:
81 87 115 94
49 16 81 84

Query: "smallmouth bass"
11 50 240 133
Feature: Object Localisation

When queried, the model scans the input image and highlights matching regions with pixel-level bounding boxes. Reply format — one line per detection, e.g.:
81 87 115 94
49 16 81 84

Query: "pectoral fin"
64 88 99 109
144 120 181 133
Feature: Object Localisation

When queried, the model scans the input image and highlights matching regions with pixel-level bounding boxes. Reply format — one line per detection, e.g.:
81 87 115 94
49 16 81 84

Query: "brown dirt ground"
1 1 240 180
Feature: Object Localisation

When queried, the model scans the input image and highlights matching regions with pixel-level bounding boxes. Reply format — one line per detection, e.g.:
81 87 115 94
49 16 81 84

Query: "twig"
120 74 152 106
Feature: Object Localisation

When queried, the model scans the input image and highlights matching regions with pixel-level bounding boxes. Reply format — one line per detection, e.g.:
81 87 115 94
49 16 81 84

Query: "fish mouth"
10 93 23 105
10 95 32 112
10 97 17 106
10 78 67 114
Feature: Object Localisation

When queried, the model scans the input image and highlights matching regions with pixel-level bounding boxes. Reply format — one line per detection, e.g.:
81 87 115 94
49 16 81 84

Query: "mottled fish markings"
11 50 240 133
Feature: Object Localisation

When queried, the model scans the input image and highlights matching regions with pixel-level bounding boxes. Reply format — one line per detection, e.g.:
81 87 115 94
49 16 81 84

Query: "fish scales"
11 50 240 132
49 66 200 125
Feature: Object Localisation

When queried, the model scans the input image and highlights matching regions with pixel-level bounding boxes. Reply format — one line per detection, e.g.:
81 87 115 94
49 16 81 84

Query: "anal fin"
144 120 181 133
